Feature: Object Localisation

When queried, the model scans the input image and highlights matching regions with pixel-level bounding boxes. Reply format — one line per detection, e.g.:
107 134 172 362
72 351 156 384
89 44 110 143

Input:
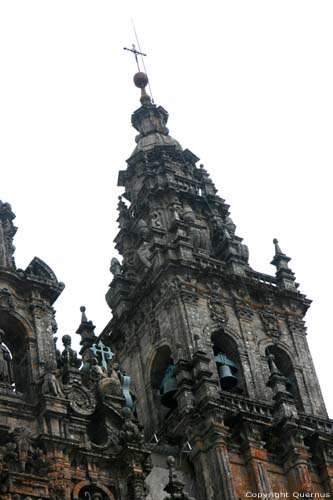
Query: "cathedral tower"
102 72 333 499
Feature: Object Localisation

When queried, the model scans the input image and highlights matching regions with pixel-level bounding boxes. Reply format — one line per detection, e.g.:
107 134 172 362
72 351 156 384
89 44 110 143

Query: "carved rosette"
64 382 96 416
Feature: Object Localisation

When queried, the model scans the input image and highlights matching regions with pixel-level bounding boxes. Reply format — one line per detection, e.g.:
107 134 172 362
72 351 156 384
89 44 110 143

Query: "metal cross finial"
124 44 147 72
90 340 114 369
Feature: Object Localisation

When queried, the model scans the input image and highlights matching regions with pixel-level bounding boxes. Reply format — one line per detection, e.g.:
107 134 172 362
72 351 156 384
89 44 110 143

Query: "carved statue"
164 456 195 500
101 362 123 397
182 204 210 252
89 357 107 383
41 363 62 396
135 218 152 269
117 195 131 229
119 407 144 445
0 216 16 268
225 215 236 235
89 358 123 399
110 257 122 276
136 218 150 241
54 336 62 368
137 240 152 269
267 353 280 375
3 427 34 472
31 447 51 476
0 328 13 384
3 441 18 467
61 335 82 369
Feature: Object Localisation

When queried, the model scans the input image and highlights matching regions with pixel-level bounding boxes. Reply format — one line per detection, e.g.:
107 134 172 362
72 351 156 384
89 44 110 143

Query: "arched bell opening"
72 480 115 500
77 488 106 500
0 312 31 394
265 345 303 410
211 331 246 395
150 345 177 420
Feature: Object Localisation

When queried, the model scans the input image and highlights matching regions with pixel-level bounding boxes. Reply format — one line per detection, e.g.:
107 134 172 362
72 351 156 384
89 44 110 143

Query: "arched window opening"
72 481 115 500
265 346 303 410
151 346 177 417
211 331 246 395
77 487 108 500
0 314 30 394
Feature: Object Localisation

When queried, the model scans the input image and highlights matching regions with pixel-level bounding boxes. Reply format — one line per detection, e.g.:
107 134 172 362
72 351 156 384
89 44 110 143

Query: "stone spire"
271 238 297 290
75 305 97 363
0 200 17 269
130 71 182 157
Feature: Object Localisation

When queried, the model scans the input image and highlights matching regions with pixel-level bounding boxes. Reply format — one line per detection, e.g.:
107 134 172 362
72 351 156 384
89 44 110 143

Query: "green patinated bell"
215 353 238 391
160 364 177 408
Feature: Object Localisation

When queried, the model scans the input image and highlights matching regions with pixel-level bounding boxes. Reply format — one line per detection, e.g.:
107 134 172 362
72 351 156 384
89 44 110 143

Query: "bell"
161 376 177 408
160 365 177 408
218 364 238 390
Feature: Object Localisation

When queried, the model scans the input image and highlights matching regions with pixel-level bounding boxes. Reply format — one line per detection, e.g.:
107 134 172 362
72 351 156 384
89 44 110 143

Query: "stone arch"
72 480 115 500
211 329 247 395
265 344 303 409
150 344 174 390
258 337 298 365
144 342 173 386
0 310 33 393
146 344 177 427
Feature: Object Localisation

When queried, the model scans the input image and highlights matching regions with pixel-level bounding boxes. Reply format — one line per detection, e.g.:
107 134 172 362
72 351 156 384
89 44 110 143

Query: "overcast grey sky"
1 1 332 416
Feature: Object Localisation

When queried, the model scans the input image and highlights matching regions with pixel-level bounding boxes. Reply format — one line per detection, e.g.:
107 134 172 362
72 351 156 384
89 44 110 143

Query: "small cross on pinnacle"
123 44 147 72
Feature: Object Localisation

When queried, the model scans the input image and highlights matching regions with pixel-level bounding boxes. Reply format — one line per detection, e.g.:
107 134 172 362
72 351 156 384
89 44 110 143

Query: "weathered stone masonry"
102 73 333 499
1 71 333 500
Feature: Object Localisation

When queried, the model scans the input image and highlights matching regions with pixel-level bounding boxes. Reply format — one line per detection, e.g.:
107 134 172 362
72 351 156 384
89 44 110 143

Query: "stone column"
190 444 215 500
189 347 238 500
280 424 313 494
240 421 272 494
312 437 333 496
206 432 238 500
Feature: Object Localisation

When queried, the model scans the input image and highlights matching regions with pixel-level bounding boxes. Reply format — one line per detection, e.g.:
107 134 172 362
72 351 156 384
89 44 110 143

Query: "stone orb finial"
167 456 176 467
134 71 149 89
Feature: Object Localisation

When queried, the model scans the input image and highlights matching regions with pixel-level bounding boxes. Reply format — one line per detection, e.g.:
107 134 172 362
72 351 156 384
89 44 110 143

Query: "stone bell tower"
102 72 333 499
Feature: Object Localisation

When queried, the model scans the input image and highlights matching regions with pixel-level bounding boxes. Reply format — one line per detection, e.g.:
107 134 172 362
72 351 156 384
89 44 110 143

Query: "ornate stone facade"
0 204 151 499
1 72 332 500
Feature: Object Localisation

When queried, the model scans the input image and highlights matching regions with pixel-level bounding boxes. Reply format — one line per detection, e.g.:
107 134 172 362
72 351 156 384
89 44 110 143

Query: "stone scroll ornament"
208 298 228 324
